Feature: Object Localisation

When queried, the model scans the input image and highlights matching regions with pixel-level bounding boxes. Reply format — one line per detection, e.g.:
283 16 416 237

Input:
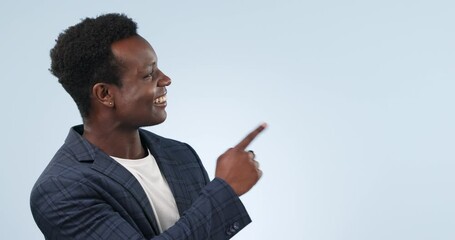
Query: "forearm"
160 178 251 239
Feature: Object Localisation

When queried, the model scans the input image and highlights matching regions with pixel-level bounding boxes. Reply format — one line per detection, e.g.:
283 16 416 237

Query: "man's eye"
145 72 153 79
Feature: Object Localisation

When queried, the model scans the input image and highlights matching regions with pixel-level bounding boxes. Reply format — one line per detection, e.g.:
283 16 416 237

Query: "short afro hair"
50 13 138 118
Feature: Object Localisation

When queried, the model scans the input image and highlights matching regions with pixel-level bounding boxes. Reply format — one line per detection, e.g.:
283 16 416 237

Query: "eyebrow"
145 61 157 68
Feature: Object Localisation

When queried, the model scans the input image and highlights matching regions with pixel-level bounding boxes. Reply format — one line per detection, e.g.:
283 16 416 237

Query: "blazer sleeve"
31 176 251 240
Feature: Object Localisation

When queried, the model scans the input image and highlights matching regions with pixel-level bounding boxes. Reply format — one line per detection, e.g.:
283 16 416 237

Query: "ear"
92 83 116 108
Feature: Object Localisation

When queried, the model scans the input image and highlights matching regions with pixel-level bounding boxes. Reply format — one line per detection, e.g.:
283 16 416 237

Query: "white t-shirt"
111 150 180 232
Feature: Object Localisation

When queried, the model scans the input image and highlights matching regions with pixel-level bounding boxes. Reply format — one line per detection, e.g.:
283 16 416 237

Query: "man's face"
110 35 171 128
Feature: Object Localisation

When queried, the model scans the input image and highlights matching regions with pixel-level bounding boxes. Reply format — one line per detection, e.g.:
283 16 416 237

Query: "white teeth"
154 95 166 104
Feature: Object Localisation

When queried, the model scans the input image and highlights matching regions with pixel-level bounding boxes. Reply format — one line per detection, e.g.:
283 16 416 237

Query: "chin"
146 113 167 126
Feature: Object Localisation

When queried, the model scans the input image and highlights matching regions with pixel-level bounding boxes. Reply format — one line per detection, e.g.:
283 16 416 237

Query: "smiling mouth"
154 95 167 104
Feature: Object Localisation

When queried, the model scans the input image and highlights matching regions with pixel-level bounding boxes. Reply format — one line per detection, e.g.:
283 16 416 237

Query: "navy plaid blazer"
30 125 251 239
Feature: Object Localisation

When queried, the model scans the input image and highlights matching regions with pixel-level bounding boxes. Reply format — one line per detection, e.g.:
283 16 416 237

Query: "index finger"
234 123 268 150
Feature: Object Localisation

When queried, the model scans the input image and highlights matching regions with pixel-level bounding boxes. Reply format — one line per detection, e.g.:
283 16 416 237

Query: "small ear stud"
109 102 113 105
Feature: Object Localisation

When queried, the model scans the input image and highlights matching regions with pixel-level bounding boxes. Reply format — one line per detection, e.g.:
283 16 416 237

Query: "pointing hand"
215 123 267 196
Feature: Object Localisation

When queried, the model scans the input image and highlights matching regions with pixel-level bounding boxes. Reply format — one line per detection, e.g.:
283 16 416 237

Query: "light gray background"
1 0 454 239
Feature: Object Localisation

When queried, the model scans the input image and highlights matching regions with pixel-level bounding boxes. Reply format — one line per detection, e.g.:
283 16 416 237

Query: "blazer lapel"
90 150 161 234
66 125 193 233
66 126 160 234
140 131 192 215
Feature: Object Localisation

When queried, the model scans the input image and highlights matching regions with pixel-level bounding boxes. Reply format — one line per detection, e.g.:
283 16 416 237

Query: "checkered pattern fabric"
30 125 251 239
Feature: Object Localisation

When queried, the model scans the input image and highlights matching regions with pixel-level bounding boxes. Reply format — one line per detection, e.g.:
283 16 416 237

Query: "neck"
82 120 146 159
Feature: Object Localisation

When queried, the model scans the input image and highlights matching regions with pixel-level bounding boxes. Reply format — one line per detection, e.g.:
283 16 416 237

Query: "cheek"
115 89 140 111
120 86 142 102
144 86 155 97
118 82 156 107
141 88 157 105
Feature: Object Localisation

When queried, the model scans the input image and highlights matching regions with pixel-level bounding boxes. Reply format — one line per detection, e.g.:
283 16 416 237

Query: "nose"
157 69 171 87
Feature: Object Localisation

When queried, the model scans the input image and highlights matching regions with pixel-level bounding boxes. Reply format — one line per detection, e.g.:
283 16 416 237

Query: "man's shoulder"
33 126 98 186
34 143 93 184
